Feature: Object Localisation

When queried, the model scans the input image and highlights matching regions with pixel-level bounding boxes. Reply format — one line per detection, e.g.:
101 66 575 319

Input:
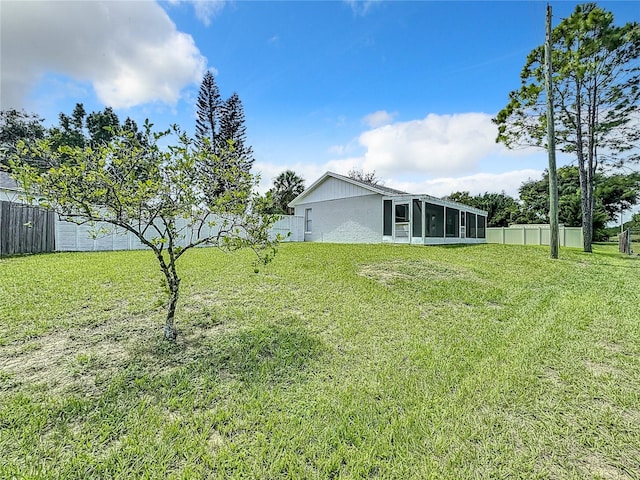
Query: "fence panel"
53 215 306 252
487 226 583 248
0 201 55 256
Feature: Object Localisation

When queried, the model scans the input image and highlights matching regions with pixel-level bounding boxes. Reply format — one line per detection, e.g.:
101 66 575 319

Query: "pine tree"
195 71 222 152
219 92 254 172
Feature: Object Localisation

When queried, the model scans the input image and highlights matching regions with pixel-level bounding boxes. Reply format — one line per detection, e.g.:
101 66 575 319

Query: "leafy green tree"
596 172 640 226
447 191 522 227
11 123 280 342
48 103 141 161
517 166 639 240
268 170 305 215
86 106 120 147
494 4 640 252
519 167 584 227
49 103 88 153
0 109 46 170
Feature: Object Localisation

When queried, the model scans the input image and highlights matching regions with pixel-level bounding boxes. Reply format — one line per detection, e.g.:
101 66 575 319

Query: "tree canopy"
0 109 46 170
11 123 279 341
494 3 640 252
194 72 254 199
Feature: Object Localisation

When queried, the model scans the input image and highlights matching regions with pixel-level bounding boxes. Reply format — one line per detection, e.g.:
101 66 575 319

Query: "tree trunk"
582 197 593 253
164 278 180 341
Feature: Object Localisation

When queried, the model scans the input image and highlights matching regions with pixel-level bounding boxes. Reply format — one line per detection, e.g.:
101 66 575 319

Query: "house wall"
300 176 375 203
0 188 21 203
295 194 382 243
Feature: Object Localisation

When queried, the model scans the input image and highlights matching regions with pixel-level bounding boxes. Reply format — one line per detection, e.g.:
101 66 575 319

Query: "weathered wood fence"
0 201 56 256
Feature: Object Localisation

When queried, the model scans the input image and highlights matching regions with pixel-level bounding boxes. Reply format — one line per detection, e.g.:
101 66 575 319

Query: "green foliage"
494 3 640 251
263 169 306 215
194 73 254 200
596 172 640 220
195 71 222 151
10 122 279 340
219 92 254 171
0 109 46 170
518 167 639 239
447 191 521 227
48 103 142 162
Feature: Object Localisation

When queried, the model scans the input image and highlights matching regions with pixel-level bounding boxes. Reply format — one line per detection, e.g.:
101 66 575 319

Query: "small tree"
12 123 280 342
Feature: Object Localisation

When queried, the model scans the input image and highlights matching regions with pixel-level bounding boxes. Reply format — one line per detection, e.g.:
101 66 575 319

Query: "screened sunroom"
382 195 487 245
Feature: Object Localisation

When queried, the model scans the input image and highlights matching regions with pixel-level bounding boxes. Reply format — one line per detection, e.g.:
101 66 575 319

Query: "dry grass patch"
358 258 471 285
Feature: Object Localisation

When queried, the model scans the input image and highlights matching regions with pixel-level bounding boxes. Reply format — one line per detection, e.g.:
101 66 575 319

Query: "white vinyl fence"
486 225 583 248
55 215 305 252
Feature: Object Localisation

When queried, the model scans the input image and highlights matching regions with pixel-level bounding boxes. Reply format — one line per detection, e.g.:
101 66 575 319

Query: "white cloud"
168 0 227 26
354 112 513 177
384 169 543 198
362 110 397 128
1 1 206 110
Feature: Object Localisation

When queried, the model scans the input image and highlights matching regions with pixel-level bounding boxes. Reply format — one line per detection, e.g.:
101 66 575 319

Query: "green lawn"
1 243 639 479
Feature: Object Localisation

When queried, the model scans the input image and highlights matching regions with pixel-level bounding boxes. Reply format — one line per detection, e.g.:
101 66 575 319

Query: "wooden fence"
0 201 55 256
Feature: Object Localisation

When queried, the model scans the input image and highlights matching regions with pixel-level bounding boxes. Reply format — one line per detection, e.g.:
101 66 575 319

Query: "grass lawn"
1 243 639 479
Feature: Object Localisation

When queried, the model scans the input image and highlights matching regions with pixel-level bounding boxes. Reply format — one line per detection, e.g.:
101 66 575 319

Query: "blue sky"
2 1 638 198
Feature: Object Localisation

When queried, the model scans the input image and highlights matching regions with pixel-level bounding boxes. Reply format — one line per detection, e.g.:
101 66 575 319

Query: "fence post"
619 229 631 255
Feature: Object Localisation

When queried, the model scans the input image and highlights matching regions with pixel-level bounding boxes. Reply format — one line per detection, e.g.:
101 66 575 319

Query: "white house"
288 171 487 245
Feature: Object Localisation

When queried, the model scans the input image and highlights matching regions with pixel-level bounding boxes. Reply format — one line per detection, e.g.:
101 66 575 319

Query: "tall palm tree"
271 170 305 215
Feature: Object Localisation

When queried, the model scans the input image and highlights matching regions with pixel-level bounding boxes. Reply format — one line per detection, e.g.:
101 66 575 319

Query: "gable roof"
288 171 407 207
0 171 19 191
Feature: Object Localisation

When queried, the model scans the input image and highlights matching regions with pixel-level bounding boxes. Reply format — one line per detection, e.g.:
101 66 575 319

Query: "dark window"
446 208 459 237
395 204 409 222
412 200 422 237
425 203 444 237
466 212 476 238
383 200 392 236
477 216 486 239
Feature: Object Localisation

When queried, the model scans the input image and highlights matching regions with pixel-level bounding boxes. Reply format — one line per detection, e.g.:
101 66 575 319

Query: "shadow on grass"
137 322 326 387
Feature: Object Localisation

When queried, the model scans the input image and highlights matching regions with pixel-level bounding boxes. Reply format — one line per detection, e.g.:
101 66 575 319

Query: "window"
466 212 476 238
425 203 444 237
446 208 459 237
395 203 409 223
477 216 486 239
412 200 422 237
304 208 312 233
383 200 392 236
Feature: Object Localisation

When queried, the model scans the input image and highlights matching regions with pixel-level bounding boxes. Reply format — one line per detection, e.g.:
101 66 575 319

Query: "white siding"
301 177 376 204
0 189 22 203
295 194 382 243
